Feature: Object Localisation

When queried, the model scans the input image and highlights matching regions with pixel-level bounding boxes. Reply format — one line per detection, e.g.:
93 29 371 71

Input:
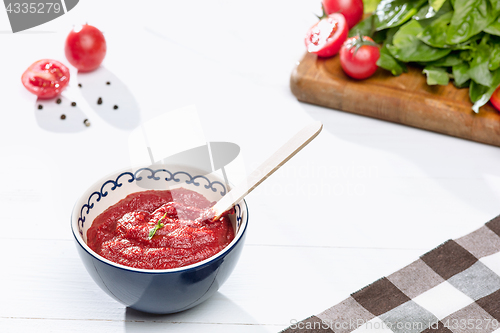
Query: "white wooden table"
1 1 499 332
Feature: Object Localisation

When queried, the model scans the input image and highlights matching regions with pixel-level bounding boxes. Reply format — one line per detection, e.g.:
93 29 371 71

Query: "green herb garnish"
148 212 167 240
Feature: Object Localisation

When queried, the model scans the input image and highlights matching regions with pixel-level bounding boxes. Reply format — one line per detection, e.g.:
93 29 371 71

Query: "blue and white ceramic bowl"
71 165 248 314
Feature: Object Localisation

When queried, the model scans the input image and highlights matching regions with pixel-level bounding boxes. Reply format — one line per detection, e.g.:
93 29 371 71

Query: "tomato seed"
113 105 118 110
84 119 90 127
61 114 66 120
38 104 43 110
56 98 62 104
71 102 77 107
97 97 103 105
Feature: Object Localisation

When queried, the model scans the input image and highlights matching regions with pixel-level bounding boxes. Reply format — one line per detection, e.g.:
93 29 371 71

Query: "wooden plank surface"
290 52 500 147
4 1 500 332
0 238 423 333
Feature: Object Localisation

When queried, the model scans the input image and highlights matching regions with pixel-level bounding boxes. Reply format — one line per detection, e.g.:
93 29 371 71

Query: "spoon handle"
212 121 323 219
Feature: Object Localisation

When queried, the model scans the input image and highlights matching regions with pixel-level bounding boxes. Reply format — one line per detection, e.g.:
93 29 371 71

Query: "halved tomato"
21 59 70 99
305 13 348 58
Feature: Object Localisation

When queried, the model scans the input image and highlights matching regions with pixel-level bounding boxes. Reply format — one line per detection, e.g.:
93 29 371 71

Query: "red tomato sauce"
87 189 235 269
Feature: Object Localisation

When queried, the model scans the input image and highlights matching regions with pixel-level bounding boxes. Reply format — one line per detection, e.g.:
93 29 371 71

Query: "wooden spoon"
211 121 323 220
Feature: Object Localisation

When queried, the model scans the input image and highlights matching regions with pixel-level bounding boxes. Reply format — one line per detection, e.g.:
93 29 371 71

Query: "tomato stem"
350 32 379 55
316 3 329 21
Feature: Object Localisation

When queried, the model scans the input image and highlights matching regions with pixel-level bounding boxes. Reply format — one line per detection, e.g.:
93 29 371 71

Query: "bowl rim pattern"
71 165 249 274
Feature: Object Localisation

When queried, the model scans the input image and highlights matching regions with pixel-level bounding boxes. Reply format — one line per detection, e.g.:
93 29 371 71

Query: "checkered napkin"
281 215 500 333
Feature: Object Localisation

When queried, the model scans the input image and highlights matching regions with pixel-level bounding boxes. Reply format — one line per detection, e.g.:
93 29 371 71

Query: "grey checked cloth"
281 215 500 333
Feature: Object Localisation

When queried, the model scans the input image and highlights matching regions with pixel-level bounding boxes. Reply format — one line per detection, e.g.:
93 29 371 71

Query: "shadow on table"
77 66 141 131
123 292 265 332
34 95 88 133
34 66 140 133
307 104 500 215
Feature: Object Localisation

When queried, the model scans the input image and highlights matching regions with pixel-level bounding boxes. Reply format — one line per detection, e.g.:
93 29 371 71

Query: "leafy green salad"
353 0 500 112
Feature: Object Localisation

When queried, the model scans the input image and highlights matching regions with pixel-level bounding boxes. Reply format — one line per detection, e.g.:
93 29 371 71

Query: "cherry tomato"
305 13 348 58
491 86 500 112
21 59 70 99
322 0 364 29
340 35 380 80
65 24 106 72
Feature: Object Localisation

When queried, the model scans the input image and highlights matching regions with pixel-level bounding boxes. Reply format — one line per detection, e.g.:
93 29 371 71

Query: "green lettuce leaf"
468 37 493 87
386 20 451 62
446 0 500 44
423 66 450 85
363 0 382 13
484 17 500 36
377 45 408 75
430 0 448 11
374 0 427 31
418 12 453 47
471 68 500 112
452 62 471 86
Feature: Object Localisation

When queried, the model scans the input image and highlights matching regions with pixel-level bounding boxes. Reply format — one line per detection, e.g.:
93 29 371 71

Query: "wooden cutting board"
290 52 500 147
